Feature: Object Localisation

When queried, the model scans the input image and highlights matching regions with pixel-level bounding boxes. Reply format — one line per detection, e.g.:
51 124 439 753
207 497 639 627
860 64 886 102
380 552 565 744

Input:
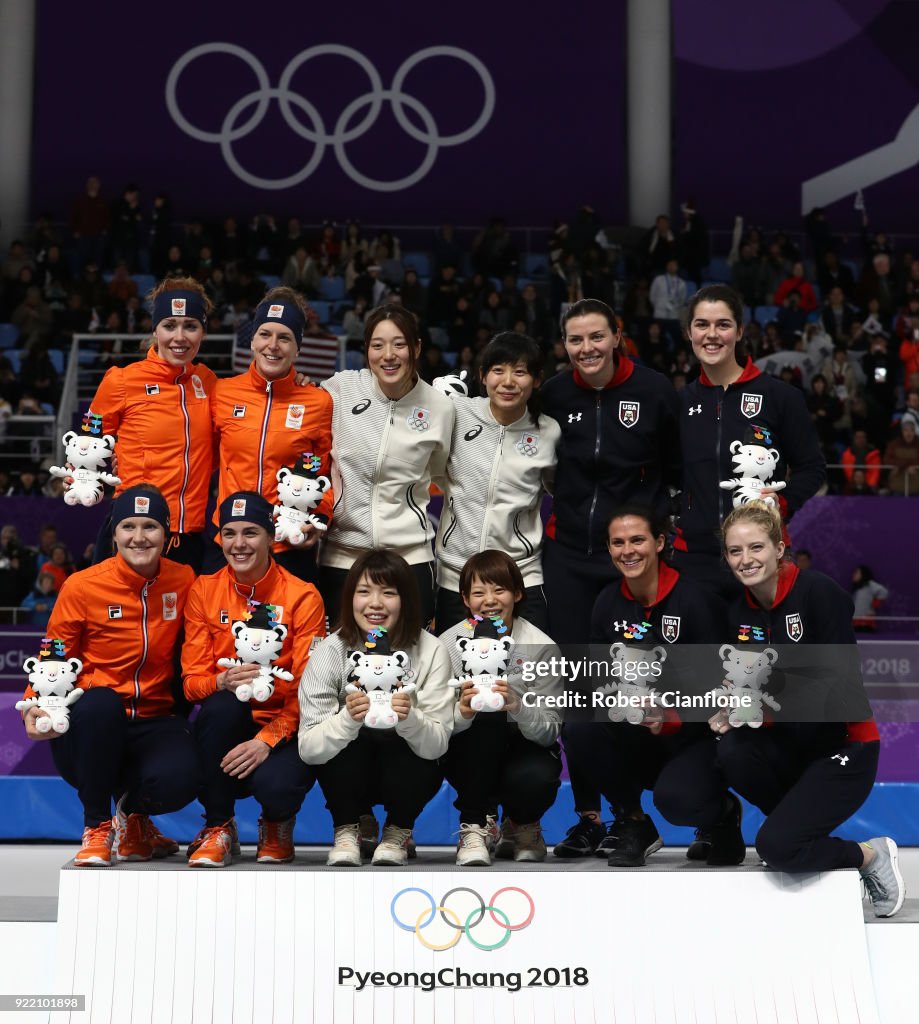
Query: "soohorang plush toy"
597 641 666 725
718 643 781 728
273 452 331 545
345 628 415 729
450 615 514 712
719 424 787 509
49 415 121 507
16 637 83 733
217 600 293 703
431 370 469 399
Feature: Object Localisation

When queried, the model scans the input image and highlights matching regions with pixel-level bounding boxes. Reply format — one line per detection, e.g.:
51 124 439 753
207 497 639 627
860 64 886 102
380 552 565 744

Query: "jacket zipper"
176 372 191 533
586 395 602 556
256 380 274 493
715 391 724 520
370 400 396 548
480 425 505 549
132 580 151 719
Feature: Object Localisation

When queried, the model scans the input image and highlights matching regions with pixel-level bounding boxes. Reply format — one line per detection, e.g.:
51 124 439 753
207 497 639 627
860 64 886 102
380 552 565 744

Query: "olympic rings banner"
32 1 627 222
52 867 881 1022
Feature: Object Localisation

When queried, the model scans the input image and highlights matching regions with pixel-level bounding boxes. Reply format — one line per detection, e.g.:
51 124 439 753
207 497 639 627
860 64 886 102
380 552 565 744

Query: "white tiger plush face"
230 622 288 666
23 655 83 697
455 635 513 677
729 441 780 482
347 650 409 692
719 644 778 691
276 467 331 512
62 430 116 471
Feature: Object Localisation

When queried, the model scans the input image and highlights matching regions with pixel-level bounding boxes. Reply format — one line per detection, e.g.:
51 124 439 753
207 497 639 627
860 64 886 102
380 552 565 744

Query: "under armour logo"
688 405 701 415
613 620 628 630
831 754 850 766
568 413 582 423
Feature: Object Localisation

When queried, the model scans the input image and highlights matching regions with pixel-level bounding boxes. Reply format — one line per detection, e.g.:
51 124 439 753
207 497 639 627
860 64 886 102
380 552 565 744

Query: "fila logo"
688 405 701 415
232 405 246 418
831 754 850 766
220 610 229 625
108 605 123 619
145 384 160 396
568 413 582 423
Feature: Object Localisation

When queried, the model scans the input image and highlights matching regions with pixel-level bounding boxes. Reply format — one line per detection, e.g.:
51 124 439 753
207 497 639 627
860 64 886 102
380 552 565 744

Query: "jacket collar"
145 343 196 382
246 362 297 394
226 558 283 602
620 560 680 608
699 355 761 388
744 560 800 609
111 551 160 591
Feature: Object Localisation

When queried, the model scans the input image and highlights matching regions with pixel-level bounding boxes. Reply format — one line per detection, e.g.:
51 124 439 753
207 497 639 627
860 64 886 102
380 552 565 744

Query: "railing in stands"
0 415 56 465
825 463 918 497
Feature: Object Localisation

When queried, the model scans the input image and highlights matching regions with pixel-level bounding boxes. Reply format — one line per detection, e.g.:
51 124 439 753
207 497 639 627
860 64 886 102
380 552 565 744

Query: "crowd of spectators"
3 181 919 618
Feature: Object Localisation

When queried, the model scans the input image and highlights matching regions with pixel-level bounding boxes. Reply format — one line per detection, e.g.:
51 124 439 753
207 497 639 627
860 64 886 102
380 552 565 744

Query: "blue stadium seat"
708 257 731 282
523 253 549 278
683 280 698 294
442 351 458 367
310 300 331 323
743 305 753 324
0 323 18 349
47 350 65 374
261 275 280 290
5 349 22 374
132 274 155 295
319 276 346 301
403 251 431 277
755 305 780 324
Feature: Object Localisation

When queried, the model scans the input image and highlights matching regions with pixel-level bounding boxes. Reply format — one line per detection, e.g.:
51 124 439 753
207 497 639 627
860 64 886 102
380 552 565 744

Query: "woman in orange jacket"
87 276 216 570
208 287 334 584
20 485 201 867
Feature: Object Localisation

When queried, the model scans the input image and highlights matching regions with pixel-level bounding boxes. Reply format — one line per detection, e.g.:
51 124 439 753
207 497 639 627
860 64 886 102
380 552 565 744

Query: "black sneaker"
595 821 620 858
607 816 662 867
686 827 711 861
707 793 746 866
552 816 606 858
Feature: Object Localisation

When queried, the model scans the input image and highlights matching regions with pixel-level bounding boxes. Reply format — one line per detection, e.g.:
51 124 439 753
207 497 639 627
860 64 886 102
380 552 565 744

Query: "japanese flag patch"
407 408 431 431
516 432 539 456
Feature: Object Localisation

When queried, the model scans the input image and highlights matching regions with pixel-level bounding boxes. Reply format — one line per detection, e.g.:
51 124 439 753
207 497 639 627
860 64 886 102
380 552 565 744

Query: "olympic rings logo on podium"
165 43 496 192
390 886 535 951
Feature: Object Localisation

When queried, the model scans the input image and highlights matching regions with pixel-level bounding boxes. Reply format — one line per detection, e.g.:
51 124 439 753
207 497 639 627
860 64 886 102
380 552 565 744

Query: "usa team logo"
661 615 681 643
171 298 187 316
267 304 284 318
618 401 640 428
741 393 762 419
408 407 431 431
786 613 803 642
516 432 539 456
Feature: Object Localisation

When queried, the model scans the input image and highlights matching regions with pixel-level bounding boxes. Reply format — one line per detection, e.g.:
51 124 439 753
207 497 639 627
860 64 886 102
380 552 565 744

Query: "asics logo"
165 43 496 192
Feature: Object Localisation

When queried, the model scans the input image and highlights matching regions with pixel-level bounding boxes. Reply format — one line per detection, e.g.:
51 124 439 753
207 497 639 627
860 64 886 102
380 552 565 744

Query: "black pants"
321 560 436 631
542 539 618 645
93 511 205 573
433 584 549 636
50 687 201 827
314 728 443 829
563 721 724 826
194 689 315 824
445 713 561 825
716 725 878 872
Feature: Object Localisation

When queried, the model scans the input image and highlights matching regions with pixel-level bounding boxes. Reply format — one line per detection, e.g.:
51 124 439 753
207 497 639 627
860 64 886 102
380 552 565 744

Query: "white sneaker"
456 823 492 866
327 824 362 867
496 819 547 862
372 824 413 866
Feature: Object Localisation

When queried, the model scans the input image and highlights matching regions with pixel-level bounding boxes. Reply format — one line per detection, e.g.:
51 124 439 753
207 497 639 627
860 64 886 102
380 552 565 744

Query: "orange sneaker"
74 821 114 867
187 819 240 860
187 823 235 867
113 807 153 862
143 818 180 858
256 817 295 864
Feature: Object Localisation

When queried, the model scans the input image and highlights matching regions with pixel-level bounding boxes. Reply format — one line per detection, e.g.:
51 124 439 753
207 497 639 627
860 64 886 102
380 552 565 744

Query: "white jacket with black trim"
298 629 454 764
319 370 455 568
435 397 559 590
438 616 562 747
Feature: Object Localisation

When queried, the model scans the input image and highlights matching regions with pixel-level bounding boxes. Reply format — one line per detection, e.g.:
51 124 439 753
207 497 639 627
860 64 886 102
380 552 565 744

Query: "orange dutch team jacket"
211 364 334 552
28 554 196 718
182 559 327 747
87 345 217 533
